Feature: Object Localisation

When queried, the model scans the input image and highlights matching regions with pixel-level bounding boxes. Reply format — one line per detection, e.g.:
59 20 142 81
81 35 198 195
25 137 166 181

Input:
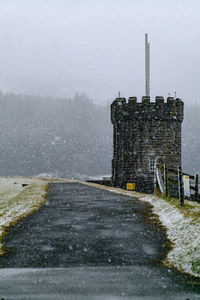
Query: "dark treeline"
0 92 112 178
0 92 197 178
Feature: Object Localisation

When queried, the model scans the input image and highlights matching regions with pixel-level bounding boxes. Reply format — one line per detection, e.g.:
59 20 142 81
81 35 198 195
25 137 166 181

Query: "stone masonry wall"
111 96 184 193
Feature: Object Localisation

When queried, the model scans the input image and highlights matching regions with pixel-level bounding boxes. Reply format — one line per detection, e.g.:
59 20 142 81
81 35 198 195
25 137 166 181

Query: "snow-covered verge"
83 181 200 278
141 195 200 277
0 177 77 255
0 177 49 255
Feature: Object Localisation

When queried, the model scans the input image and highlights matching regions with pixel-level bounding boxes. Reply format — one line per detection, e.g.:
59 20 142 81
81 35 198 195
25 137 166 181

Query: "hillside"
0 92 197 178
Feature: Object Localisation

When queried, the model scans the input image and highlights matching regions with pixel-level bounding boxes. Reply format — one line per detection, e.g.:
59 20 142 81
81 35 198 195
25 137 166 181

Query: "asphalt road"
0 182 199 299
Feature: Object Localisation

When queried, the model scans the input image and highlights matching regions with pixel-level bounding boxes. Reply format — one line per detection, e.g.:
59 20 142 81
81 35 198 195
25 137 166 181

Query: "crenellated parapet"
111 96 184 123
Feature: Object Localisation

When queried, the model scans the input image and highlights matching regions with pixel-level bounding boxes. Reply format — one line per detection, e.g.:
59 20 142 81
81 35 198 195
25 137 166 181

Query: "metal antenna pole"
145 33 150 96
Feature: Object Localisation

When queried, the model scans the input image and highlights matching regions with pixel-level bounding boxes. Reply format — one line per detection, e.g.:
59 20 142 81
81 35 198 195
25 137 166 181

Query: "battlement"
111 96 184 123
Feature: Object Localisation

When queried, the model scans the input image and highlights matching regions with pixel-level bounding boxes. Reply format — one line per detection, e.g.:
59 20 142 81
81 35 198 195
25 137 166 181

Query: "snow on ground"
0 177 76 255
83 182 200 278
0 178 199 278
0 177 48 254
141 195 200 277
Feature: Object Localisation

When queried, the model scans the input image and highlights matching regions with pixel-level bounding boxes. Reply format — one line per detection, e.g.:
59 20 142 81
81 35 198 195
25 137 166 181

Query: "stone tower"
111 96 184 193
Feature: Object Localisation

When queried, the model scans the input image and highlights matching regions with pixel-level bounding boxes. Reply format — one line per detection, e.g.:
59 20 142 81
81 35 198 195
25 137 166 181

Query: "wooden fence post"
195 174 199 202
179 166 184 206
165 164 169 197
163 164 166 194
177 166 180 200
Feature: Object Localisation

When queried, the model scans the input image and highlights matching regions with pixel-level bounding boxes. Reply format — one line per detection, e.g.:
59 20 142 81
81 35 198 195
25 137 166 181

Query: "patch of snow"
86 175 112 181
141 195 200 277
35 173 56 179
0 177 48 254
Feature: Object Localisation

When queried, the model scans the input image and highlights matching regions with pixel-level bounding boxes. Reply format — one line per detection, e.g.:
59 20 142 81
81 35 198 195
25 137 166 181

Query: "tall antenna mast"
145 33 150 96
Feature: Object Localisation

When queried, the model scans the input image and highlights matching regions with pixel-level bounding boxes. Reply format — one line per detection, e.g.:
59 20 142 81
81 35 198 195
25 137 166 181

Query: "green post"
179 166 184 206
165 164 169 197
195 174 199 202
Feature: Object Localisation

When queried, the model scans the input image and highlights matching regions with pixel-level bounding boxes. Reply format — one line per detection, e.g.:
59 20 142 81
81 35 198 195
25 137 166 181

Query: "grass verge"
0 178 48 255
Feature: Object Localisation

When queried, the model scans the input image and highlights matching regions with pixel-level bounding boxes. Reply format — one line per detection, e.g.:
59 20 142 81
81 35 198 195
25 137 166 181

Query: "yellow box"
126 183 135 190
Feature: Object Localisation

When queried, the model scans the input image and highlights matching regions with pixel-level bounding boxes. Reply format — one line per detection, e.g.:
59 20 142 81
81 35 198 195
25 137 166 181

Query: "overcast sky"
0 0 199 104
